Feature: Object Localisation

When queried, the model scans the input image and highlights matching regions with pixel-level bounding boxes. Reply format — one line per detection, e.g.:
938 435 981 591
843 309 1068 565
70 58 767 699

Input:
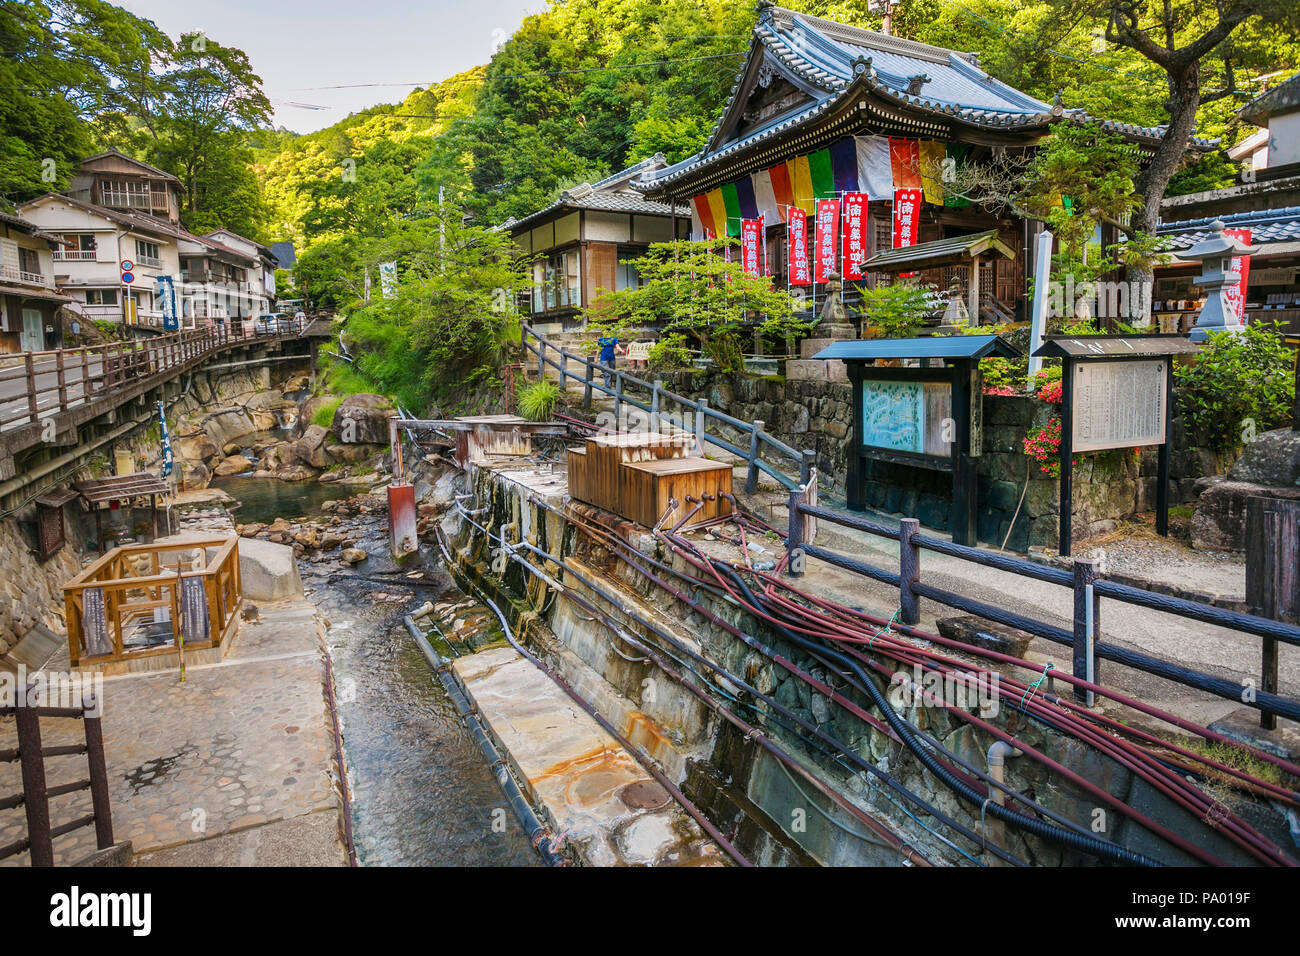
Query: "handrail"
0 325 299 434
0 688 113 866
787 500 1300 725
520 323 810 492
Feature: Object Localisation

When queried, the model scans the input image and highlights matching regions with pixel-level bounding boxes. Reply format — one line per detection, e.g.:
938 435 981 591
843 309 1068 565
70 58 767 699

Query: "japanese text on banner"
788 207 810 286
814 199 840 283
842 192 868 280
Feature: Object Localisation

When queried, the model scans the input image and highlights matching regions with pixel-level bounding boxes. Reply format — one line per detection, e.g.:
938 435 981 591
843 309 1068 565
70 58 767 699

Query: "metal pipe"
402 613 566 866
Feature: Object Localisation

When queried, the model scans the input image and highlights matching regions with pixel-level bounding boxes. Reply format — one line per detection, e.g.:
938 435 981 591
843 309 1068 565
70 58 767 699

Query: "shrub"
517 380 560 422
854 282 937 339
311 397 342 428
1174 321 1294 452
647 333 692 371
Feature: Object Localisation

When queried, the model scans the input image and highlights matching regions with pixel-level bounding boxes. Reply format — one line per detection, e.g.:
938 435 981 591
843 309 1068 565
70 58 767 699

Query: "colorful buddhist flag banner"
893 188 923 249
691 195 712 239
705 190 728 240
841 191 869 280
855 136 892 199
735 177 760 220
830 138 859 194
943 143 971 208
769 162 795 214
752 169 781 225
919 140 946 205
814 199 839 283
809 148 836 200
720 182 742 237
789 155 816 215
788 206 811 286
890 138 922 191
1223 227 1252 323
740 219 762 277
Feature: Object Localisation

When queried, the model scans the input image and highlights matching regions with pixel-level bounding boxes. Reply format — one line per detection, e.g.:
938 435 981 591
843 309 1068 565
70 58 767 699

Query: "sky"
117 0 546 133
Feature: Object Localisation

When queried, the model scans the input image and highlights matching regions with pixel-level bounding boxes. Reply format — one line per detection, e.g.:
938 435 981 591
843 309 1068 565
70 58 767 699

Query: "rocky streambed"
171 369 397 491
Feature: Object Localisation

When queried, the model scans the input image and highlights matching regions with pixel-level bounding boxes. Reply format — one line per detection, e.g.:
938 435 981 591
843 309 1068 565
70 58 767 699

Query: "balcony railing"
0 265 48 286
135 256 163 269
101 192 152 210
53 249 97 261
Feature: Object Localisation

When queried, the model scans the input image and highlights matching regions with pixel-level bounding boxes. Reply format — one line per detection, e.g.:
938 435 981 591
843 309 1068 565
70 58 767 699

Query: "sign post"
1032 335 1200 556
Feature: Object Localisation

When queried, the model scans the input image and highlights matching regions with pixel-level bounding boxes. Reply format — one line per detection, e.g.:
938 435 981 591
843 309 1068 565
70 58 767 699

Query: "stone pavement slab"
0 599 344 866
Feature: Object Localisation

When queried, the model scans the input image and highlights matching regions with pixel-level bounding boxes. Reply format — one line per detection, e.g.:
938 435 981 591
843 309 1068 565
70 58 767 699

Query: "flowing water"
215 475 541 866
211 476 357 525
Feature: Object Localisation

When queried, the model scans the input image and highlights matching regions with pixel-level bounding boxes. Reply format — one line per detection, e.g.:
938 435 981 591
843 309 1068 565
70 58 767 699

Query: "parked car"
255 313 291 335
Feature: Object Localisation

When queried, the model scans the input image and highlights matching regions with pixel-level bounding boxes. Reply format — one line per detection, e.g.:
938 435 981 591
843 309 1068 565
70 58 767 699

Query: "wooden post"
1059 358 1075 556
786 487 805 577
846 363 866 511
899 517 921 624
1072 557 1101 704
15 693 53 866
799 449 815 487
1245 496 1300 731
745 420 764 494
25 352 38 424
1156 358 1173 537
56 350 67 413
951 360 978 547
537 339 546 381
82 693 114 850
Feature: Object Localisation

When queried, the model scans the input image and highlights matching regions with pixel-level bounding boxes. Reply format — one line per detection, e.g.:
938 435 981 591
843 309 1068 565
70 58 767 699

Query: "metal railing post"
694 398 708 456
799 449 815 487
537 339 546 381
745 420 764 494
899 517 921 624
1073 557 1101 705
82 693 113 850
583 358 593 409
15 694 53 866
651 378 661 433
614 374 624 428
787 487 805 576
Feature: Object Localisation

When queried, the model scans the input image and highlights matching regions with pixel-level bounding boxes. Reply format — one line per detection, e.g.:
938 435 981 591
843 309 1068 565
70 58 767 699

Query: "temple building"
634 3 1213 328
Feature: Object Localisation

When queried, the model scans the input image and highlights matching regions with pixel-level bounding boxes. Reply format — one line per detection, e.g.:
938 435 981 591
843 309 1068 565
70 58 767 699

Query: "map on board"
862 381 926 453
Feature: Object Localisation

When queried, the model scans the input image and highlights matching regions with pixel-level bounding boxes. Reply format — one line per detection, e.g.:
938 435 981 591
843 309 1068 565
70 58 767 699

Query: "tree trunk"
1127 62 1203 322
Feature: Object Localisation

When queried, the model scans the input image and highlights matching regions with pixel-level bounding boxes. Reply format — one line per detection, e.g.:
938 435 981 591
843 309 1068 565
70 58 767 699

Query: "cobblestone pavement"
0 600 345 866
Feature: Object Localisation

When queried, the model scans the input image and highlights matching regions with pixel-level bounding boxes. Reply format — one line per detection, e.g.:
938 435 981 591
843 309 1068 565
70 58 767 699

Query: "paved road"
0 353 104 432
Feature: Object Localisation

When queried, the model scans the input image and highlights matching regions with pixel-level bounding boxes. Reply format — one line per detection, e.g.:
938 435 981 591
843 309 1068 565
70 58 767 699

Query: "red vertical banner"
814 199 840 283
1223 227 1253 323
892 188 922 249
740 219 761 277
787 207 810 286
841 191 868 280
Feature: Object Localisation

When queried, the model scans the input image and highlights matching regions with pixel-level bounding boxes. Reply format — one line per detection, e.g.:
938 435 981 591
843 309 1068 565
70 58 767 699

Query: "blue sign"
121 271 135 284
157 275 178 330
157 400 173 478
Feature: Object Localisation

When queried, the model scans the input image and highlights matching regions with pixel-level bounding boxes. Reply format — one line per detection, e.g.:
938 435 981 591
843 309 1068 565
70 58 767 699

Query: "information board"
861 379 953 457
1071 359 1167 452
81 586 112 657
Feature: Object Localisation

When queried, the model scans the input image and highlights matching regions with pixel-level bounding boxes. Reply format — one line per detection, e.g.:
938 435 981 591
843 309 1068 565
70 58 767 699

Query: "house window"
531 250 580 312
84 289 118 306
55 234 96 260
615 248 645 291
102 180 150 209
134 239 161 268
17 247 42 279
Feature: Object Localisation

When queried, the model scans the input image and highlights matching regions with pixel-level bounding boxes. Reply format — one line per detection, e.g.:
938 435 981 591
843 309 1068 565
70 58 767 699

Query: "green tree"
586 239 807 373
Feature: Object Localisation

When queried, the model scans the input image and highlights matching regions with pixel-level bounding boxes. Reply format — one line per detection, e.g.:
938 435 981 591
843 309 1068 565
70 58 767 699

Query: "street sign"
120 259 134 271
121 271 135 284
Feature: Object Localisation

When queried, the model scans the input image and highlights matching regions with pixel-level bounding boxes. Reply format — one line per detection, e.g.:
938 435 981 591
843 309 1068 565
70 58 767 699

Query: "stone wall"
656 369 1230 551
0 515 82 656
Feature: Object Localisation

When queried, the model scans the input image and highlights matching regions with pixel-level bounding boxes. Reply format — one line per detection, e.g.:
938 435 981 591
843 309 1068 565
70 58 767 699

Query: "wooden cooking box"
567 432 732 529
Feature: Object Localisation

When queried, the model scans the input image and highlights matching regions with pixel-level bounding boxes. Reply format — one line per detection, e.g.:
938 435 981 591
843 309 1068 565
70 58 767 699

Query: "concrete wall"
438 460 1275 866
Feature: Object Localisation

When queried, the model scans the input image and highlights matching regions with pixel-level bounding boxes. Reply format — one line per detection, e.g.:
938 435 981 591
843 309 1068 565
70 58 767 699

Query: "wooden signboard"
1070 359 1167 453
81 587 112 657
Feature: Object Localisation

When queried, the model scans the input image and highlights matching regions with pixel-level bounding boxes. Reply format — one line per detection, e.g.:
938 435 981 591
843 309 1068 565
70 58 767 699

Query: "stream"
218 480 541 866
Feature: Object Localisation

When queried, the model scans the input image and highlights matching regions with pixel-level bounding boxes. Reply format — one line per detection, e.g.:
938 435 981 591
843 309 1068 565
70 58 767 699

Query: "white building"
18 150 272 333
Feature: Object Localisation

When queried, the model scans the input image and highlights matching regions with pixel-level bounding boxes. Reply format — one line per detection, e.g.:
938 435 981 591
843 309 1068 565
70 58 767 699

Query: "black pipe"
718 567 1161 868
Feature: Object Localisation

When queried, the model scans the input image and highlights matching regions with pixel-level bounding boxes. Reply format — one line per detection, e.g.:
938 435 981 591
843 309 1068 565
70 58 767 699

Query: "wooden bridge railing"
0 325 296 433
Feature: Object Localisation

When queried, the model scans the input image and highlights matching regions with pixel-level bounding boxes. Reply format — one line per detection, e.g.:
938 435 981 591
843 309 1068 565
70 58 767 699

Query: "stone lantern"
1178 219 1258 342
